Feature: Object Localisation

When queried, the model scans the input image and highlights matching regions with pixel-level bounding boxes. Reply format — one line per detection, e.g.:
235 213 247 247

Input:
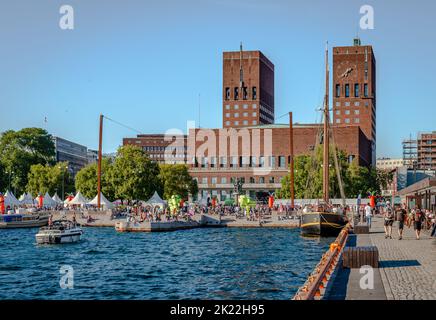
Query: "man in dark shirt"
396 204 407 240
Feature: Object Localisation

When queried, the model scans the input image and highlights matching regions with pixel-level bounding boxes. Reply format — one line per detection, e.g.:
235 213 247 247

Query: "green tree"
26 161 73 197
158 164 197 200
0 128 55 194
109 145 161 201
75 158 115 201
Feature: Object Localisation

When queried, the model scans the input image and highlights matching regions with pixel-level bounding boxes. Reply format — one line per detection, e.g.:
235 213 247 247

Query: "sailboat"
300 44 348 237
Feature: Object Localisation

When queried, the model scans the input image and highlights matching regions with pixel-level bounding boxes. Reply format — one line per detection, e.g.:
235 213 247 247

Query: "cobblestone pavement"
369 216 436 300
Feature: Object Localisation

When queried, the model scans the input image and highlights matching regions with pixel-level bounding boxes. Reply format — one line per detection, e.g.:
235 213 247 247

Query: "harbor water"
0 227 333 299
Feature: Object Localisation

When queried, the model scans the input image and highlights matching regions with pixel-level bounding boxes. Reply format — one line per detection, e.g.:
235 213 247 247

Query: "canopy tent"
52 193 63 204
19 192 34 205
88 192 114 209
4 191 20 207
145 191 167 208
42 192 57 208
68 191 88 206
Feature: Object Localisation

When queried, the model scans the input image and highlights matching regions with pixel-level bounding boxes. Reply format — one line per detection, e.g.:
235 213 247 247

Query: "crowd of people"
363 201 436 240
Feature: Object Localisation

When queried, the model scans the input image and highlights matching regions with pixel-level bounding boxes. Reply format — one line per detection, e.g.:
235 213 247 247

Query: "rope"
103 115 143 134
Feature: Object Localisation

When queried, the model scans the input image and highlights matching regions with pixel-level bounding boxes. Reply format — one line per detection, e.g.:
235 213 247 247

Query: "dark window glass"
252 87 257 100
364 84 368 97
225 87 230 100
345 84 350 97
335 84 340 97
234 87 239 100
354 84 359 97
243 87 248 100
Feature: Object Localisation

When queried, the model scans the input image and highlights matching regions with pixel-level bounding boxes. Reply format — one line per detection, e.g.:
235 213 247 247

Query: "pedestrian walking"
413 208 425 240
383 201 394 239
364 203 372 228
396 204 407 240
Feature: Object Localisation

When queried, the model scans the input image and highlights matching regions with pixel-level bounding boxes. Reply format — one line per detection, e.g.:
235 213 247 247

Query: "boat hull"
301 212 346 237
35 231 82 244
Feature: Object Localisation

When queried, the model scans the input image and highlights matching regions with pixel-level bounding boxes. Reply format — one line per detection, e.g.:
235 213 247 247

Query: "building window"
211 177 217 184
354 83 359 97
259 177 265 184
234 87 239 100
345 110 350 115
249 177 255 183
345 102 350 107
231 156 238 167
354 101 360 107
240 177 245 184
243 112 248 117
355 110 360 115
202 177 208 184
234 112 239 118
220 156 227 167
243 87 248 100
345 118 350 124
243 120 248 125
243 104 248 109
252 112 257 117
269 176 275 183
252 104 257 109
252 87 257 99
225 113 230 118
201 157 208 168
234 104 239 110
336 119 341 124
336 102 341 107
221 177 227 184
279 156 286 168
364 84 368 97
252 120 257 125
234 121 239 125
210 156 216 167
269 156 276 168
336 110 340 115
259 156 265 167
345 84 350 97
335 84 340 97
225 121 230 126
250 156 257 167
354 118 360 123
225 104 230 110
225 87 230 100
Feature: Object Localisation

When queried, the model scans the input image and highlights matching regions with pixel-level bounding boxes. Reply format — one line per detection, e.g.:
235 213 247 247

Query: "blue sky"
0 0 435 158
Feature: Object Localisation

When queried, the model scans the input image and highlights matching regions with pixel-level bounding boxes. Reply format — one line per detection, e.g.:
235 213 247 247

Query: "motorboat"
35 220 83 244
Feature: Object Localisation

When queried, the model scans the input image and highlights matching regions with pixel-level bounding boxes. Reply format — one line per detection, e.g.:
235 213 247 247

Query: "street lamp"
58 165 68 201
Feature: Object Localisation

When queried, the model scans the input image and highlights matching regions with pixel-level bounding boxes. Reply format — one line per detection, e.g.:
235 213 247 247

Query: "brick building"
123 134 187 164
222 45 274 128
417 132 436 170
333 38 376 165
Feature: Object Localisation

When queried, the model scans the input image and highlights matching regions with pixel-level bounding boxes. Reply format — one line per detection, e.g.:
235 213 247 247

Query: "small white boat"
35 220 83 244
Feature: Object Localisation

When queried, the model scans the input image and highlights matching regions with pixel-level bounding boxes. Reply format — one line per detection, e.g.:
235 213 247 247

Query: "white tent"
42 192 57 208
88 192 114 209
19 192 34 205
52 193 63 204
68 191 88 206
4 190 20 207
145 191 167 208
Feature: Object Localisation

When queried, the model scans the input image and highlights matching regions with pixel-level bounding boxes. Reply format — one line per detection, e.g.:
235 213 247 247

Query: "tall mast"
239 42 244 90
289 112 295 208
323 43 330 203
97 114 103 209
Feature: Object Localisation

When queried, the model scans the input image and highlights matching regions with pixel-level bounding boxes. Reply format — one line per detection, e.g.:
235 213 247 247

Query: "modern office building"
222 45 274 128
402 131 436 170
52 136 88 176
87 149 98 164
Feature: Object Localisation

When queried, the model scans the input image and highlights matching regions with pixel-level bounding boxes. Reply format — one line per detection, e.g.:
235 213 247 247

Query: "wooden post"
97 114 103 209
289 112 295 209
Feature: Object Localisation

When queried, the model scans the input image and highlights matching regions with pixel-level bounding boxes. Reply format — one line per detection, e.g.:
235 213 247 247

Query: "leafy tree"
0 128 55 194
109 145 161 201
75 158 115 201
158 164 197 200
26 162 73 197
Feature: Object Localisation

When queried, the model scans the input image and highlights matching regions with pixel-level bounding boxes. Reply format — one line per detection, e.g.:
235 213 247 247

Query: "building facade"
87 149 98 164
417 132 436 170
123 134 187 164
333 39 376 165
376 158 405 171
223 46 274 128
52 136 88 176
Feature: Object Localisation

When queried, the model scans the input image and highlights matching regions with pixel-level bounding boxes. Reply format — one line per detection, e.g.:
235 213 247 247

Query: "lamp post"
58 165 68 201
